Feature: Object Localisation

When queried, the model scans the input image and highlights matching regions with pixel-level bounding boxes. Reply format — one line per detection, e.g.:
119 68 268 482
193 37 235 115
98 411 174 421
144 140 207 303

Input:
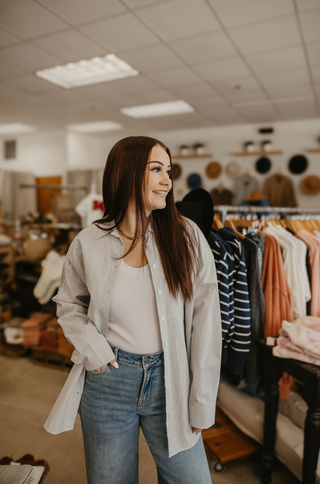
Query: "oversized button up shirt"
44 220 221 458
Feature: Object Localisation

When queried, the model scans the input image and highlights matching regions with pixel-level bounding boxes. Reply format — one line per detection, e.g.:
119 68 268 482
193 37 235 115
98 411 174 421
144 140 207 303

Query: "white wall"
0 131 67 177
1 118 320 208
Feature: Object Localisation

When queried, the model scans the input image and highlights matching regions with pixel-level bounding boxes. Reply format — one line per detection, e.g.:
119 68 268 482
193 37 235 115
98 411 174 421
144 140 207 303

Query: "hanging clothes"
75 191 104 227
261 233 292 337
215 228 251 376
295 230 320 317
232 175 259 206
264 225 311 320
263 174 297 207
240 236 265 385
0 170 36 221
210 187 233 205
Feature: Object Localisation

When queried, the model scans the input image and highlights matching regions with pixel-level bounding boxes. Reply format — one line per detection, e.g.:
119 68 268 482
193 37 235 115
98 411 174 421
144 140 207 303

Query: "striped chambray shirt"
44 220 221 458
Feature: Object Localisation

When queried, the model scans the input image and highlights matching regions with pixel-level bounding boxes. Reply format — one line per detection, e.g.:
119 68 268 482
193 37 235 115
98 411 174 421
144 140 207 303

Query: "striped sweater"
214 229 251 375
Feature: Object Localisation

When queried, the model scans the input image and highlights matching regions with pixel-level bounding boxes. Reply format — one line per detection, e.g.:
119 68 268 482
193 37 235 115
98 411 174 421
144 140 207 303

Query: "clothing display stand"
258 340 320 484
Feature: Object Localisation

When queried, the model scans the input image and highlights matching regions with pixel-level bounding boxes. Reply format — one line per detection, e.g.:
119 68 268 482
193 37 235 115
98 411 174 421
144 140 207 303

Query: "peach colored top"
296 230 320 317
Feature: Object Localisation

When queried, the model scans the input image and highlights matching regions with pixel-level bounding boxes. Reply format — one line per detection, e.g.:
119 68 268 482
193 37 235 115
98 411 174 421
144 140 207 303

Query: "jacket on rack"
44 220 222 458
240 237 265 385
263 174 297 208
261 233 292 336
232 175 259 206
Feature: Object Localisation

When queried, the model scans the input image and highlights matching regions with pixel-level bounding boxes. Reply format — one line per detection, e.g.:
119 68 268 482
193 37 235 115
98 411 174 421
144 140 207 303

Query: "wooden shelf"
233 150 283 156
308 148 320 153
172 153 213 159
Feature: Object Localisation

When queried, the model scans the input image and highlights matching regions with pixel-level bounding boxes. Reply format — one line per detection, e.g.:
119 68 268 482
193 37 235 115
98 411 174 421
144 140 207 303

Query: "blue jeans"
79 345 212 484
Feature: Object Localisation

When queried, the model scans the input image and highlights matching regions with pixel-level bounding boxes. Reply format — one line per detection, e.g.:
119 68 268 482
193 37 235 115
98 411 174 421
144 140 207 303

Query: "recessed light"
121 100 194 118
36 54 139 89
0 123 36 135
66 121 123 133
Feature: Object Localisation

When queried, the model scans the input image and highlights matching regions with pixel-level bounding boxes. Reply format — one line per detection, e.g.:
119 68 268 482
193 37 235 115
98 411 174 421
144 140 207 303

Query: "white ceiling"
0 0 319 136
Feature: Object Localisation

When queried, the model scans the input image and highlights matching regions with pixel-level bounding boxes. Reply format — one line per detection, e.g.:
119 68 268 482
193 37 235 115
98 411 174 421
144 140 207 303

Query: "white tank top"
107 259 163 355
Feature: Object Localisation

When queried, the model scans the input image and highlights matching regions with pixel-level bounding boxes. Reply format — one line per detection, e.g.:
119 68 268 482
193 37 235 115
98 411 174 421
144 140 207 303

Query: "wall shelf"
233 150 283 156
308 149 320 153
172 153 213 159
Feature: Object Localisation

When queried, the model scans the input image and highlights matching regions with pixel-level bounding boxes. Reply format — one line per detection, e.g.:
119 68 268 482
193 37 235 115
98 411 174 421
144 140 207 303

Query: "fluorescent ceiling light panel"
66 121 123 133
121 100 194 118
0 123 36 135
36 54 139 89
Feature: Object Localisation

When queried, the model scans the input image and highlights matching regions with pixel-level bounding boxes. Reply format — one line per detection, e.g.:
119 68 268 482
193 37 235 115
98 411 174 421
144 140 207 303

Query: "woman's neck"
119 203 150 237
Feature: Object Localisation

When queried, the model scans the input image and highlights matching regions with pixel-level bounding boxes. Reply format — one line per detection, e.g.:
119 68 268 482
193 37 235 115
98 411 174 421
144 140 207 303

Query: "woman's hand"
192 427 202 434
94 359 118 372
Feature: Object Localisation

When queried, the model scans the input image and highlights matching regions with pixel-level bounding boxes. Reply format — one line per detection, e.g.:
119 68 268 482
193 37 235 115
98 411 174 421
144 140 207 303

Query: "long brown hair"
94 136 197 302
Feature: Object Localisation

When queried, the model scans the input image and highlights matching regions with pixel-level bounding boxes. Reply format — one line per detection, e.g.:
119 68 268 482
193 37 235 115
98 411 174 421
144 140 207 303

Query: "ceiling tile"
107 76 158 94
226 90 270 105
168 83 217 100
79 13 159 52
229 15 301 55
296 0 320 11
146 66 201 88
299 8 320 44
266 84 314 99
306 42 320 66
132 89 177 104
2 73 59 93
258 68 311 90
121 0 172 8
311 65 320 82
0 27 21 48
246 46 307 76
273 98 316 112
36 0 127 27
31 29 107 63
0 0 68 40
119 44 184 73
196 57 252 82
135 0 220 42
0 43 60 71
209 76 262 94
191 96 229 110
0 43 62 75
0 59 25 81
207 0 294 28
168 31 238 65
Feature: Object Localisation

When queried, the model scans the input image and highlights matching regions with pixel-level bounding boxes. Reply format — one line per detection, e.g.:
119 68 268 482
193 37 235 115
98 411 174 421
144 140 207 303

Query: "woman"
45 136 221 484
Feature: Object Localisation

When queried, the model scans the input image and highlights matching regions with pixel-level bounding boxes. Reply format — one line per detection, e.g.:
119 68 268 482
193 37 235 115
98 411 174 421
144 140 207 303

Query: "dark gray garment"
241 236 265 385
232 175 259 206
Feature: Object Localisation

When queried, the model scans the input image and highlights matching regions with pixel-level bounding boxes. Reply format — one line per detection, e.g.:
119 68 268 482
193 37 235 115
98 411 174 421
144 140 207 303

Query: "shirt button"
152 264 156 268
168 414 171 418
158 290 162 295
164 342 167 346
167 390 170 395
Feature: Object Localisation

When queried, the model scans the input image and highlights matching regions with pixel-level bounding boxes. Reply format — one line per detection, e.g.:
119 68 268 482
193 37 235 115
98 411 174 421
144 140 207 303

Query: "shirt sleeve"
188 228 222 430
52 248 116 371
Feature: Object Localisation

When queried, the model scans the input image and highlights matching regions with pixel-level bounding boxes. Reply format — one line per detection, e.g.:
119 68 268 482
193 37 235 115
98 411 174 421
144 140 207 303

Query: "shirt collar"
95 221 154 239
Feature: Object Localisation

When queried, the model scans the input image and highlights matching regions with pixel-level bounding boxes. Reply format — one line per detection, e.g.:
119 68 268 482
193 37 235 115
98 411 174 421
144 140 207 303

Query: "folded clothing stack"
56 326 74 357
40 317 59 351
273 316 320 365
22 313 52 348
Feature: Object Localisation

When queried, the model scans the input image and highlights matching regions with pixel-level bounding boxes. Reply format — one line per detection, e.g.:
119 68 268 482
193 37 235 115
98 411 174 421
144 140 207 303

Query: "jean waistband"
109 343 164 366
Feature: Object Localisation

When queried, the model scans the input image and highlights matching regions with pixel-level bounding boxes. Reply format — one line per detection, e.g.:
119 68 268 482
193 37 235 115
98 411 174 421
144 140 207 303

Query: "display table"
259 340 320 484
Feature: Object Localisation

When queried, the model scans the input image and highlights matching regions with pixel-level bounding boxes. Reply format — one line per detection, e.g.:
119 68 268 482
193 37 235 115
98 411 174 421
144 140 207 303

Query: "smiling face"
145 144 172 212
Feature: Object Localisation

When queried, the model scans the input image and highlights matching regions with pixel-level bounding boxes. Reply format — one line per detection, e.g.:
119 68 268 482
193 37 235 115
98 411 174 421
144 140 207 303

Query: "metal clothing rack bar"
214 205 320 225
20 184 87 191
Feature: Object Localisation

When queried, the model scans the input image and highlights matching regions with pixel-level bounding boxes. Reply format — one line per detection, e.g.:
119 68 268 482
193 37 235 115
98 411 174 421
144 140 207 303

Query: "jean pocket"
87 364 110 375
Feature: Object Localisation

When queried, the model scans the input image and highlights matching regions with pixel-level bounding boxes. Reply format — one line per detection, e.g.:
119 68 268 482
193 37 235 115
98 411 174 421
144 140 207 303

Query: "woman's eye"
151 167 161 172
167 170 172 177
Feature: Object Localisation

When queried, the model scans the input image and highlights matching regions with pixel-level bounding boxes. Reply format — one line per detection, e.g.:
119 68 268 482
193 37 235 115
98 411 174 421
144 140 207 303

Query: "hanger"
243 171 250 177
224 219 245 239
212 217 223 230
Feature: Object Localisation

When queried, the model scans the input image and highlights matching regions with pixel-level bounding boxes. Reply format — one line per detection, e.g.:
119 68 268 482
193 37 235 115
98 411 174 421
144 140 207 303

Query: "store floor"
0 354 300 484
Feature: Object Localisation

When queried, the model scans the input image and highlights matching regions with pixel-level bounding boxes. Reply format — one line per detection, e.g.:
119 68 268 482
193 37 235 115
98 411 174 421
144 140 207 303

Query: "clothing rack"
214 205 320 225
20 184 87 191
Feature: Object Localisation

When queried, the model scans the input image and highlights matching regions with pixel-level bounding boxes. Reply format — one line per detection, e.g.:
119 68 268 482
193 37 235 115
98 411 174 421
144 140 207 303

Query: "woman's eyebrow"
148 161 171 168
